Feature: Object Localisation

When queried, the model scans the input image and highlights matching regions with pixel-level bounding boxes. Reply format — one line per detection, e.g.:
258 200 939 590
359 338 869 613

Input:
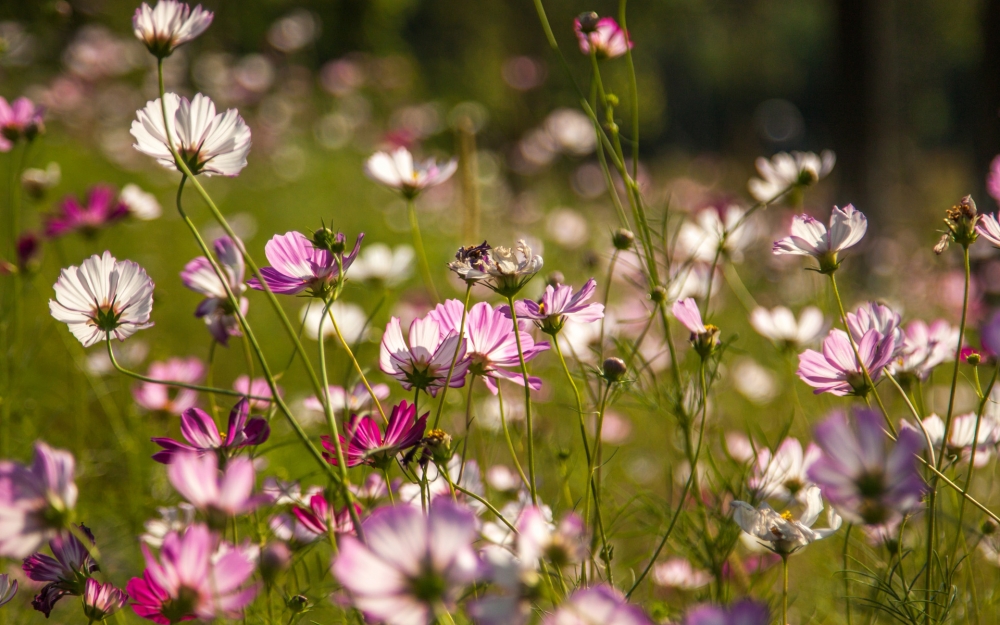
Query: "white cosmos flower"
748 150 835 202
676 206 756 263
131 93 251 177
750 305 825 349
730 485 841 555
772 204 867 272
364 147 457 198
49 251 155 347
133 1 214 58
748 438 822 501
350 242 414 286
119 183 162 220
300 301 368 343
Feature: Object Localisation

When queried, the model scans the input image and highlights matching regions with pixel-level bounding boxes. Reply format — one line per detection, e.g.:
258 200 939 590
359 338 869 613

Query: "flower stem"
843 524 853 625
782 555 789 625
937 245 972 471
432 284 471 428
506 296 537 504
325 306 388 424
496 384 529 491
407 198 439 303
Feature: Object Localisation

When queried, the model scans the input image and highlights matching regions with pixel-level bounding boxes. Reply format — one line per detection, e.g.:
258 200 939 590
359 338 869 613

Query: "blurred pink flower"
0 96 44 151
232 375 280 411
167 453 267 519
544 585 653 625
0 574 17 608
43 185 129 238
291 493 359 536
0 442 78 558
364 147 457 199
772 205 867 272
748 437 821 501
180 236 248 346
652 558 712 590
82 579 128 622
132 357 205 415
573 17 633 60
988 156 1000 206
894 319 959 380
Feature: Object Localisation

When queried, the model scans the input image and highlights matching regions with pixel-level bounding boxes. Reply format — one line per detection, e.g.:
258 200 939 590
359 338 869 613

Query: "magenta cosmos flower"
773 204 867 273
544 585 653 625
322 400 427 469
248 230 363 297
379 309 469 397
433 300 549 395
132 357 205 415
0 96 44 151
0 442 78 558
364 146 457 199
133 0 213 58
512 278 604 334
152 398 270 464
682 600 770 625
574 16 633 60
180 235 248 346
167 453 267 521
43 185 129 238
797 328 895 397
332 500 481 625
83 579 128 622
808 408 925 527
49 251 155 347
23 524 98 617
292 493 360 537
127 524 257 624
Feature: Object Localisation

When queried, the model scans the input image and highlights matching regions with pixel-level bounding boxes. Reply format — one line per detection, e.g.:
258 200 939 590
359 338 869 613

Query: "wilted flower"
152 398 270 464
893 319 959 381
247 230 363 297
483 240 544 297
23 525 98 617
0 574 17 608
181 235 247 346
748 150 835 203
543 584 653 625
132 357 205 415
808 408 925 526
332 500 481 625
652 558 713 590
749 438 821 502
49 251 155 347
512 278 604 334
167 453 267 522
0 442 78 558
350 243 414 286
682 600 770 625
772 204 867 273
573 16 633 60
119 183 162 220
364 147 457 199
82 579 128 622
379 311 469 396
132 0 213 58
127 524 257 623
304 383 390 414
43 186 128 238
448 241 493 283
730 485 842 555
321 400 427 469
291 493 359 537
935 195 979 252
131 93 251 177
797 329 895 397
750 305 825 350
0 95 44 150
672 297 719 358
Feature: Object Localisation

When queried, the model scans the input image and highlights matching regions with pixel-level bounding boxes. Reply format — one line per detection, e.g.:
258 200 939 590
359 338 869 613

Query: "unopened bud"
612 228 634 250
287 595 309 613
649 285 668 304
606 93 619 108
967 351 982 367
312 227 345 254
602 357 627 383
425 429 453 464
546 271 565 287
982 520 998 535
576 11 600 33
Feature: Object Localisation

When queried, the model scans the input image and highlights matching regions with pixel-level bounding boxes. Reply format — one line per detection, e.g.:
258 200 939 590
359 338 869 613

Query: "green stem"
782 555 789 625
407 198 439 303
938 246 972 470
432 284 472 428
843 524 853 625
506 296 537 504
497 384 529 490
325 306 388 424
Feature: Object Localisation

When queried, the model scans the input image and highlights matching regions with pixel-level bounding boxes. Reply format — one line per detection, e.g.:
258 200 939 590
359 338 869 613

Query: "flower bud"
576 11 600 33
944 195 979 248
312 227 345 254
546 271 565 287
967 351 982 367
602 357 627 383
649 285 668 304
287 595 309 613
612 228 634 250
982 519 997 535
606 93 619 108
424 429 453 464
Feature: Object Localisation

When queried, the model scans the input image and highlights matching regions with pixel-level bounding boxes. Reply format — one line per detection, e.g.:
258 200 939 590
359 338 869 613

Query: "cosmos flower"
730 485 842 555
119 184 162 221
512 278 604 334
0 574 17 608
543 585 653 625
127 524 257 623
517 506 587 569
447 241 492 284
232 375 279 411
672 297 719 357
988 155 1000 207
131 93 251 177
905 413 1000 467
845 302 903 355
573 16 633 60
750 305 825 350
681 600 770 625
977 211 1000 248
379 312 469 396
247 230 363 297
0 442 78 558
49 251 155 348
772 205 867 273
482 240 544 297
23 524 98 617
797 329 895 397
364 147 457 199
167 453 267 520
748 437 822 502
304 383 390 414
321 400 427 469
350 243 415 286
180 235 247 346
652 558 713 590
132 357 205 415
82 579 128 622
132 0 213 58
140 504 196 548
332 500 480 625
0 95 44 151
893 319 959 381
291 493 359 537
748 150 835 202
676 205 756 264
151 398 270 464
300 300 369 342
808 408 925 527
43 185 129 238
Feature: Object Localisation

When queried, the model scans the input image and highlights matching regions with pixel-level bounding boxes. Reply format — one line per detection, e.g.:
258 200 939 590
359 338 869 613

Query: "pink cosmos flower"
379 311 469 397
83 579 128 622
977 211 1000 247
291 493 359 536
748 437 822 501
321 400 427 468
682 600 770 625
43 186 129 238
511 278 604 334
772 205 867 272
809 408 925 527
516 505 587 568
304 383 390 414
247 230 363 296
797 329 895 396
894 319 959 380
151 398 270 464
652 558 713 590
0 574 17 608
132 0 213 58
23 524 98 617
127 524 257 624
988 155 1000 207
544 585 653 625
845 302 903 354
364 147 457 199
167 453 267 520
332 500 481 625
672 297 719 356
433 301 549 395
574 17 633 60
0 96 44 151
0 442 78 558
180 235 247 346
132 357 205 415
232 375 280 411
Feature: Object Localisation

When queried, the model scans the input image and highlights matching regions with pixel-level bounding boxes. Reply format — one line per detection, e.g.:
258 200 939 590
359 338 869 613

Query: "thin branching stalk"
406 197 439 303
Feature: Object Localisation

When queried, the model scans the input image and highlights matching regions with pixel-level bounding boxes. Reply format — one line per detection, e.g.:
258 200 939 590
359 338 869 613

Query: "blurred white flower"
544 108 595 156
350 243 414 286
119 184 162 220
750 305 825 350
652 558 712 590
748 150 835 202
486 466 522 493
546 208 589 249
267 10 318 53
364 147 456 198
301 301 368 343
21 162 60 198
676 206 756 263
731 358 778 405
140 503 195 548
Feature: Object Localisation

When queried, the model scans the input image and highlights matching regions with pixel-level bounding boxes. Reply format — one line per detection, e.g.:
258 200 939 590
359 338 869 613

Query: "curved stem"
506 296 537 504
325 307 388 424
407 198 439 303
432 284 472 428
